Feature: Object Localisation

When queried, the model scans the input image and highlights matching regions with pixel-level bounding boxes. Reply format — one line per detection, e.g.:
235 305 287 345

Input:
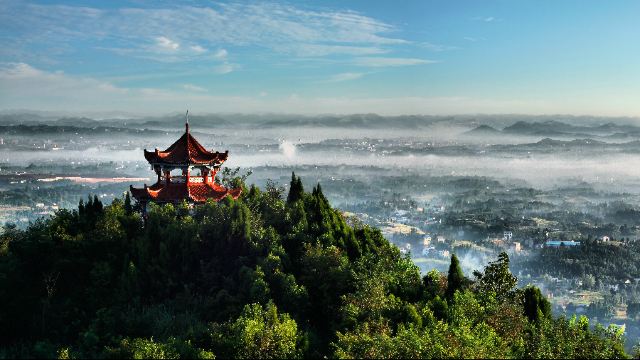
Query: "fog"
6 113 640 348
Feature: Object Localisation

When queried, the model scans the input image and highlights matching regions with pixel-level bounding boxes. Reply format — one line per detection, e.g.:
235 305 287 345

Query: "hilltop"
0 174 628 358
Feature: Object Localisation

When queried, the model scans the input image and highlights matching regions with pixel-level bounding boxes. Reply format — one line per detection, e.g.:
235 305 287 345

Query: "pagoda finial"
185 110 189 134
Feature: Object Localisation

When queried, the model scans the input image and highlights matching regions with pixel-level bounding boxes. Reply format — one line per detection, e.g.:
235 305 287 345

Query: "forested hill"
0 173 629 359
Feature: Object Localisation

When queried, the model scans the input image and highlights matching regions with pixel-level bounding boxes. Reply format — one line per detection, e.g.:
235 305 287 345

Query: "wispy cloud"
1 2 409 62
213 63 236 74
2 63 634 116
285 44 387 57
325 72 365 83
182 83 207 92
420 42 457 52
354 57 436 67
473 16 500 23
155 36 180 51
190 45 208 54
213 49 228 60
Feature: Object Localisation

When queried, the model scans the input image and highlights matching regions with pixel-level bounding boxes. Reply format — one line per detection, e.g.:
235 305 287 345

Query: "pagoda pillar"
202 168 210 184
164 169 171 185
183 167 190 183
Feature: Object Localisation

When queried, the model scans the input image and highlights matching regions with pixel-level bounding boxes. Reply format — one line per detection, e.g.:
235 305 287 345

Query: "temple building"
130 112 242 209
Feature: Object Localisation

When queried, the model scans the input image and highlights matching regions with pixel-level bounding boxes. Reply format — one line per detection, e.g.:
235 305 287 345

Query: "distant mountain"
0 124 166 136
502 120 640 138
463 125 502 136
54 117 102 127
259 114 443 128
0 113 56 125
502 120 576 135
139 114 230 129
534 138 606 147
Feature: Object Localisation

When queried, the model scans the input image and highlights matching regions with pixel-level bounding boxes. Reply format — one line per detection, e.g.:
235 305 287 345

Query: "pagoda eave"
143 149 228 167
130 182 241 204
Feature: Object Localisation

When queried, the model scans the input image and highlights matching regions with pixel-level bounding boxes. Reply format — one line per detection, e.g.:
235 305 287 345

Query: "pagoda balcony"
163 176 208 184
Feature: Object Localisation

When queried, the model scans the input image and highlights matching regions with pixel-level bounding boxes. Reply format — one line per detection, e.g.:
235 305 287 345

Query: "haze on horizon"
1 0 639 117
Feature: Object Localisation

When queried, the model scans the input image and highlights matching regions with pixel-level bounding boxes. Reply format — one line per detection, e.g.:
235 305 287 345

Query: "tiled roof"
130 181 241 203
143 129 228 165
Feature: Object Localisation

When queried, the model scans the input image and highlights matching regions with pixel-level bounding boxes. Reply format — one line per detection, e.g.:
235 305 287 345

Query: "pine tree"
446 254 465 300
86 196 94 216
78 198 85 217
94 195 103 213
523 286 551 323
287 172 304 203
124 192 132 215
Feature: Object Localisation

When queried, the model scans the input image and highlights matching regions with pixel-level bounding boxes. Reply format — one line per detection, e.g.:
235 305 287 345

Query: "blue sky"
0 0 639 116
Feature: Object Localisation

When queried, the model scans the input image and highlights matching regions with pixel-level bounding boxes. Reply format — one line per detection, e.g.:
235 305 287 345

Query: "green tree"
473 252 518 303
287 172 304 204
446 254 465 300
212 302 302 359
522 286 551 323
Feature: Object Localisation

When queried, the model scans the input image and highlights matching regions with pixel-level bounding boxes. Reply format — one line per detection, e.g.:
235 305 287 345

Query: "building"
422 246 435 256
544 240 581 247
130 112 242 210
503 231 513 241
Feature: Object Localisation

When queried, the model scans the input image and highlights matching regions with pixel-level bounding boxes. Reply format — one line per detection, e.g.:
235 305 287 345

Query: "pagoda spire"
185 109 189 134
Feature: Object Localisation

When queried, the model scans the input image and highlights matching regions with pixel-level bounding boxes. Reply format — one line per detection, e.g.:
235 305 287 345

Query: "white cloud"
9 63 634 116
190 45 207 54
155 36 180 51
420 42 457 52
354 57 435 67
213 63 236 74
279 140 297 159
325 72 365 82
0 63 131 109
0 62 43 78
213 49 228 59
1 2 408 61
182 84 207 92
285 44 387 57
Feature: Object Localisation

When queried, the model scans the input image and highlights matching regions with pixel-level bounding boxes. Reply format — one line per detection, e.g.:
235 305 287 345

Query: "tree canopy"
0 177 629 359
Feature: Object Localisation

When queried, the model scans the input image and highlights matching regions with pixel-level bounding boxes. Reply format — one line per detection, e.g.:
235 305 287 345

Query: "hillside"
0 173 628 359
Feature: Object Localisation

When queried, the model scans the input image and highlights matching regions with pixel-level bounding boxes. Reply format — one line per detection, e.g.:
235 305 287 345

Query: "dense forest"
0 173 629 358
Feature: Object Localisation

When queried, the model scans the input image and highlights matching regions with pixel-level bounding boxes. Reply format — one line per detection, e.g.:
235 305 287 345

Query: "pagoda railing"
166 176 206 184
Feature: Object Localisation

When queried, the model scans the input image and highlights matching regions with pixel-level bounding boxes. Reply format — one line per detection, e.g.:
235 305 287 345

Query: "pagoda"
130 111 241 209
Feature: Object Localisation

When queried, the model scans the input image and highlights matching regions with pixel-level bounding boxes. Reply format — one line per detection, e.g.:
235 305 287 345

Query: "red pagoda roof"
130 181 241 203
131 113 242 205
144 125 228 166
